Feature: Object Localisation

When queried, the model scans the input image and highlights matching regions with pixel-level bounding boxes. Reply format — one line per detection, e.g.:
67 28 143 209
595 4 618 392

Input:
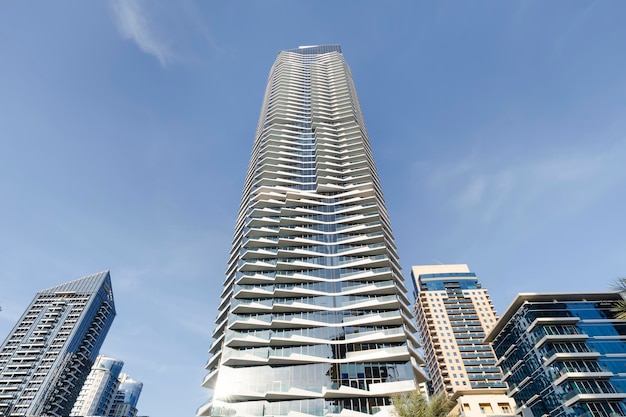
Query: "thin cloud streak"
111 0 171 66
422 139 626 226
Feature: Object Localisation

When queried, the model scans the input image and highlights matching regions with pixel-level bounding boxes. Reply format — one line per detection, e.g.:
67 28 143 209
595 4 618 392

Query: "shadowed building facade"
199 45 426 417
0 271 116 417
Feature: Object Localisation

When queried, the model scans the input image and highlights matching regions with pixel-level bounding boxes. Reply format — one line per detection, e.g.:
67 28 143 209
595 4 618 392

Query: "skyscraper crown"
40 270 113 298
284 45 342 54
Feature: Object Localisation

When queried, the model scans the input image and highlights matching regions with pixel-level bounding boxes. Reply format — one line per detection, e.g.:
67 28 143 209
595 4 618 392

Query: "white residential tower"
199 45 426 417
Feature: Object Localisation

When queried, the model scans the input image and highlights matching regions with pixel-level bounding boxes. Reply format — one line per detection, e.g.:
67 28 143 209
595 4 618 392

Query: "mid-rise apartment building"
485 292 626 417
412 264 515 416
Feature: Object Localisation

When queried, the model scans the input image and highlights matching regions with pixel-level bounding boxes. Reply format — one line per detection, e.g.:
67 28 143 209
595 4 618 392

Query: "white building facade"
199 45 426 417
70 355 123 417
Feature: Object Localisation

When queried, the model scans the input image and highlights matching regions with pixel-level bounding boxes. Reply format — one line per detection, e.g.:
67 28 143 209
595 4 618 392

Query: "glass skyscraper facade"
485 292 626 417
0 271 116 417
199 45 426 417
109 373 143 417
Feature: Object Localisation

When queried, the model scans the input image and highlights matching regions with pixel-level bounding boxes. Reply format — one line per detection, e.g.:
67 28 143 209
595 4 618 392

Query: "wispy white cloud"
111 0 171 66
422 138 626 226
109 0 220 67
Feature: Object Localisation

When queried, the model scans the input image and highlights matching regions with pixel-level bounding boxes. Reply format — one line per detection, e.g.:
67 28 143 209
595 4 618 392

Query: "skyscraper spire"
199 45 426 417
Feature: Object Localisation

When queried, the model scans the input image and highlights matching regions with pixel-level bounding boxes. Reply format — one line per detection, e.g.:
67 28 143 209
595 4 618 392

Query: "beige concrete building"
450 391 516 417
411 264 515 416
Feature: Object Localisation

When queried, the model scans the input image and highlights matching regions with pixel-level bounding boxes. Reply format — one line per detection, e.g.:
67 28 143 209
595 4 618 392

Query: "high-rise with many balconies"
0 271 116 417
199 45 426 417
70 355 124 417
412 264 515 417
485 292 626 417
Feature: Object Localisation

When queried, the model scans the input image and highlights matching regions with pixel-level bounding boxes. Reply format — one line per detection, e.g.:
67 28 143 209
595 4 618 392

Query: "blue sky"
1 1 625 416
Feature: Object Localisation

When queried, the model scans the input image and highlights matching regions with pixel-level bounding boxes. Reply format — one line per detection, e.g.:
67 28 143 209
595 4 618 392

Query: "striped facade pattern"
486 293 626 417
412 265 505 396
199 45 426 417
0 271 116 417
70 355 124 417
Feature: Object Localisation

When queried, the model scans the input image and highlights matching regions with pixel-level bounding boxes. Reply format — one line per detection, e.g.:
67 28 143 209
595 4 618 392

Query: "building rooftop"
484 291 623 342
284 44 342 54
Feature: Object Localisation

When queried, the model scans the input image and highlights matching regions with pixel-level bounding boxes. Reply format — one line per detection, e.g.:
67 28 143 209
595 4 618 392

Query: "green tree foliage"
612 278 626 320
392 390 455 417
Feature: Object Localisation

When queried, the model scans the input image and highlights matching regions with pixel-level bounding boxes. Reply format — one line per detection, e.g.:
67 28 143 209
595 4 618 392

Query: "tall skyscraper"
412 264 515 416
199 45 426 417
0 271 116 417
70 355 124 416
109 373 143 417
485 292 626 417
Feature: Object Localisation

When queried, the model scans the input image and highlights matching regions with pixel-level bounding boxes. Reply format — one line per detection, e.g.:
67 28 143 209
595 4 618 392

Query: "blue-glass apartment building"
485 292 626 417
0 271 116 417
109 373 143 417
